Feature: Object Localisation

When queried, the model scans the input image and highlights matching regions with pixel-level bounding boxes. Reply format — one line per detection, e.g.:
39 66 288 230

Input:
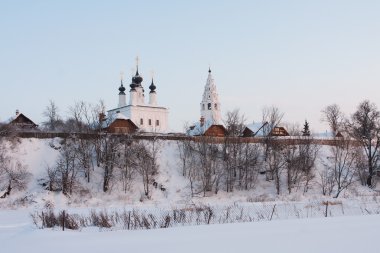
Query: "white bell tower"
200 68 221 124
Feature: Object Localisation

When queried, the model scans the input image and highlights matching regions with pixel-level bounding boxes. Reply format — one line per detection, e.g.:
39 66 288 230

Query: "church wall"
108 106 168 133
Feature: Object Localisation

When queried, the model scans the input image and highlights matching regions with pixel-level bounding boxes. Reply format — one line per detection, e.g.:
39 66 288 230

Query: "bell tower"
200 68 221 124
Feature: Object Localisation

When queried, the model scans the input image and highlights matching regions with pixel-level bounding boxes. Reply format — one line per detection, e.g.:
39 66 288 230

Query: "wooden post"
128 211 131 230
62 210 65 231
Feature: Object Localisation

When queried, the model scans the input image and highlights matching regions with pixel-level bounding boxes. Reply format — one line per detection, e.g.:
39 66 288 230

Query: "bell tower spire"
200 68 221 125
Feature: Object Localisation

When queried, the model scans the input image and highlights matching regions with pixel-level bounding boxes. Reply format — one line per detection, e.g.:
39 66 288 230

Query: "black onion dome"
129 75 137 91
149 78 156 93
118 80 126 94
129 82 136 91
132 68 143 85
208 67 211 73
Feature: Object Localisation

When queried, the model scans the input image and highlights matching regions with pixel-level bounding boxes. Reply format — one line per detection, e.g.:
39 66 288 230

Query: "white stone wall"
108 105 169 133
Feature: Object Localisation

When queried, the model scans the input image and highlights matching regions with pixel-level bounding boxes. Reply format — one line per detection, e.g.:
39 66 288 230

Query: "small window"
215 104 217 109
156 120 160 126
208 103 211 110
140 118 143 125
149 119 152 126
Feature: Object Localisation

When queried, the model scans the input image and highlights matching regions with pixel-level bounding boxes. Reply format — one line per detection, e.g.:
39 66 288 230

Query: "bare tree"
266 143 286 194
240 142 261 190
224 109 246 137
223 110 243 192
42 100 63 131
117 135 136 193
261 106 284 184
319 165 335 196
66 101 92 133
0 138 31 198
321 104 345 136
0 161 31 198
347 100 380 187
284 137 319 194
98 134 119 192
177 138 193 177
55 139 79 195
135 137 160 198
323 138 357 197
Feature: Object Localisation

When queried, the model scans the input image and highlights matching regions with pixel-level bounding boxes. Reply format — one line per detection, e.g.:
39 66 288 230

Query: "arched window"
215 104 218 110
208 103 211 110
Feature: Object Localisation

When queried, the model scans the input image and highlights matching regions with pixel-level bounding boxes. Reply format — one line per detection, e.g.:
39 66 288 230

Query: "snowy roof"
244 122 267 137
115 112 129 120
187 120 214 136
101 112 136 129
7 113 38 127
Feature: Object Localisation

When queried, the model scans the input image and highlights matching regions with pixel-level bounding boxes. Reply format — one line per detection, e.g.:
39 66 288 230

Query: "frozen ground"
0 209 379 253
1 137 380 252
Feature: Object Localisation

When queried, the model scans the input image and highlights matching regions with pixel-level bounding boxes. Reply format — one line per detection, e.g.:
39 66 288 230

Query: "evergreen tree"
302 120 311 136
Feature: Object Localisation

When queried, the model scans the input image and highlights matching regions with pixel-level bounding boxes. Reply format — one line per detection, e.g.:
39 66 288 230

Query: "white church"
107 64 169 133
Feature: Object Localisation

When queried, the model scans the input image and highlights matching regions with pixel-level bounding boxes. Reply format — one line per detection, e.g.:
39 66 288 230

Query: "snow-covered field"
1 209 379 253
1 137 380 252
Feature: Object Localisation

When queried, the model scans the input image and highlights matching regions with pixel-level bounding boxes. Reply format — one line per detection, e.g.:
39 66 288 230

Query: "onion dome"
118 80 126 95
149 78 156 93
129 75 137 91
208 67 211 73
132 68 143 85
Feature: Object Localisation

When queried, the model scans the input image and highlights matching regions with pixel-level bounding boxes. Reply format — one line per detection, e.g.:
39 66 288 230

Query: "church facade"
107 65 169 133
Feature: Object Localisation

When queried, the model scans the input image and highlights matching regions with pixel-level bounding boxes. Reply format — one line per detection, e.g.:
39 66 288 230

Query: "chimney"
200 116 205 127
15 109 19 116
99 112 105 122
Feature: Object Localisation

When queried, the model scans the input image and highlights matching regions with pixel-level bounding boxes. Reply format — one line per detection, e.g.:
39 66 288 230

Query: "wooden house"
203 124 227 137
242 122 289 137
270 126 289 137
105 118 138 134
9 111 38 129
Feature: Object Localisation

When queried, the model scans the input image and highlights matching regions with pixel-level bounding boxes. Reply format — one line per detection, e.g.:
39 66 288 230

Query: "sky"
1 0 380 132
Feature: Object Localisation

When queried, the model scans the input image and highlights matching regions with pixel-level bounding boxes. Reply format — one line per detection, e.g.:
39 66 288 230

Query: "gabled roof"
187 120 214 136
9 113 38 128
188 120 226 137
243 122 268 137
204 124 227 137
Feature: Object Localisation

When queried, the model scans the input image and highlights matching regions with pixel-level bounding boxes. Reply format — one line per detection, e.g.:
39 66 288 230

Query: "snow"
0 209 379 253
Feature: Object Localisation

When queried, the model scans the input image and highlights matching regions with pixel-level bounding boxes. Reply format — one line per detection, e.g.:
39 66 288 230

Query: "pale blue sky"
1 0 380 132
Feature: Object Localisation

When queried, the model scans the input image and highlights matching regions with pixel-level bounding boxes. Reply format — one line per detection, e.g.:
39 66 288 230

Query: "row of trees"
1 99 380 199
322 101 380 188
177 100 380 198
41 100 107 133
45 134 160 198
178 108 320 196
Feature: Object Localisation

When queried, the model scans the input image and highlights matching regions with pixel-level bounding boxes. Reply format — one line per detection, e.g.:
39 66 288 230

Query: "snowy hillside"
0 137 378 209
1 136 380 252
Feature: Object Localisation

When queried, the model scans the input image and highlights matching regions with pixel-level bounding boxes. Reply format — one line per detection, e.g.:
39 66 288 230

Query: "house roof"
9 113 38 127
102 112 138 130
244 122 267 137
187 120 214 136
